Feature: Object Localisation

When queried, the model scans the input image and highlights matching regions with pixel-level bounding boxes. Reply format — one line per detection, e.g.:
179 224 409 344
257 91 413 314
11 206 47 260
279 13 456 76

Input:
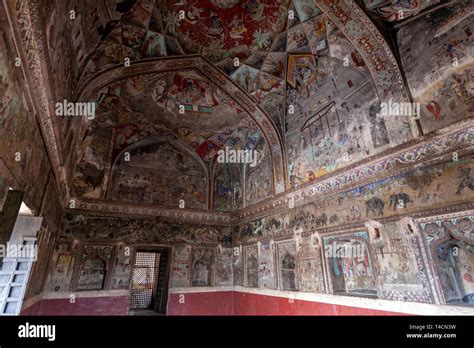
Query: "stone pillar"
0 190 24 265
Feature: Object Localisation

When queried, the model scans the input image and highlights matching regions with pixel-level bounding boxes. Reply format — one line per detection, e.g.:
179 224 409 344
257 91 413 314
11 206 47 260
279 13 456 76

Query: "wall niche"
191 247 215 287
277 241 299 291
72 245 113 291
323 231 376 296
423 216 474 305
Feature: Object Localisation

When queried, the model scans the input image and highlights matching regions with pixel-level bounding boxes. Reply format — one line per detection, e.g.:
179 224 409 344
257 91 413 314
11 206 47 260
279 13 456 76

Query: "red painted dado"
168 291 233 315
21 296 129 316
232 292 405 316
167 290 406 316
22 290 408 316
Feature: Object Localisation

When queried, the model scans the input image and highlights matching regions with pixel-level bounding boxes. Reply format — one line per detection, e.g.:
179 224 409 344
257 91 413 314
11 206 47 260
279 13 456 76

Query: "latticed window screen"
130 252 160 309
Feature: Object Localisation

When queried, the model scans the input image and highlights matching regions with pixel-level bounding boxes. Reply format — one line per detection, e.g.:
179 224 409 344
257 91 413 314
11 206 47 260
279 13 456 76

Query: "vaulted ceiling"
66 0 397 212
35 0 416 212
8 0 472 217
72 67 272 210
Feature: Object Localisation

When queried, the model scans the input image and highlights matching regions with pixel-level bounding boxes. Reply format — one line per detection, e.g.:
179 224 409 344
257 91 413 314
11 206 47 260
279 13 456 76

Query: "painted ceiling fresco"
44 0 469 212
155 0 291 62
41 0 125 142
397 0 474 133
72 68 271 210
224 2 412 187
68 0 411 202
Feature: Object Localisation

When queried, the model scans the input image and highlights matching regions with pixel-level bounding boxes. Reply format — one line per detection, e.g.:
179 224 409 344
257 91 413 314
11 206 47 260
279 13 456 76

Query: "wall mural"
237 156 474 244
298 234 325 293
33 0 119 182
397 1 474 133
244 244 259 287
26 0 411 110
171 245 192 288
376 223 419 287
109 142 207 209
232 219 435 303
49 160 473 306
420 215 474 304
156 0 290 62
225 8 415 187
323 231 375 295
214 163 242 211
111 244 133 290
233 244 244 287
0 26 51 212
191 247 216 287
47 241 78 292
74 245 113 291
436 239 474 304
375 222 432 303
61 2 471 220
277 240 299 291
216 247 233 286
257 241 276 289
244 138 272 206
0 176 6 210
225 156 473 304
58 0 425 205
14 0 469 222
282 21 389 186
41 0 124 97
61 213 233 246
0 7 67 303
48 213 233 292
72 128 112 198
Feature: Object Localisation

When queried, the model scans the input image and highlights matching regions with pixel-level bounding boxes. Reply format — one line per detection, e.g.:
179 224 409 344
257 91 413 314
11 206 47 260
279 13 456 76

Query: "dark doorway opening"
129 248 170 314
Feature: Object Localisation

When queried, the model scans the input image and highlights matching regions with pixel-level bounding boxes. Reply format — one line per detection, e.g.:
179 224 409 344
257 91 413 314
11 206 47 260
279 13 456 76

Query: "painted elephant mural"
365 197 384 217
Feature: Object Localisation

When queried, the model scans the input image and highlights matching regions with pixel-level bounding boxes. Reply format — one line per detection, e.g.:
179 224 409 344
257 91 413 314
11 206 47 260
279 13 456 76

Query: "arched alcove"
108 137 208 210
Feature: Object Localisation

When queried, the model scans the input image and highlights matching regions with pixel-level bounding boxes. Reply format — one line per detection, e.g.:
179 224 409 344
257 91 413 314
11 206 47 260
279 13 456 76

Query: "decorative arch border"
317 0 410 102
110 134 208 176
5 0 69 203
